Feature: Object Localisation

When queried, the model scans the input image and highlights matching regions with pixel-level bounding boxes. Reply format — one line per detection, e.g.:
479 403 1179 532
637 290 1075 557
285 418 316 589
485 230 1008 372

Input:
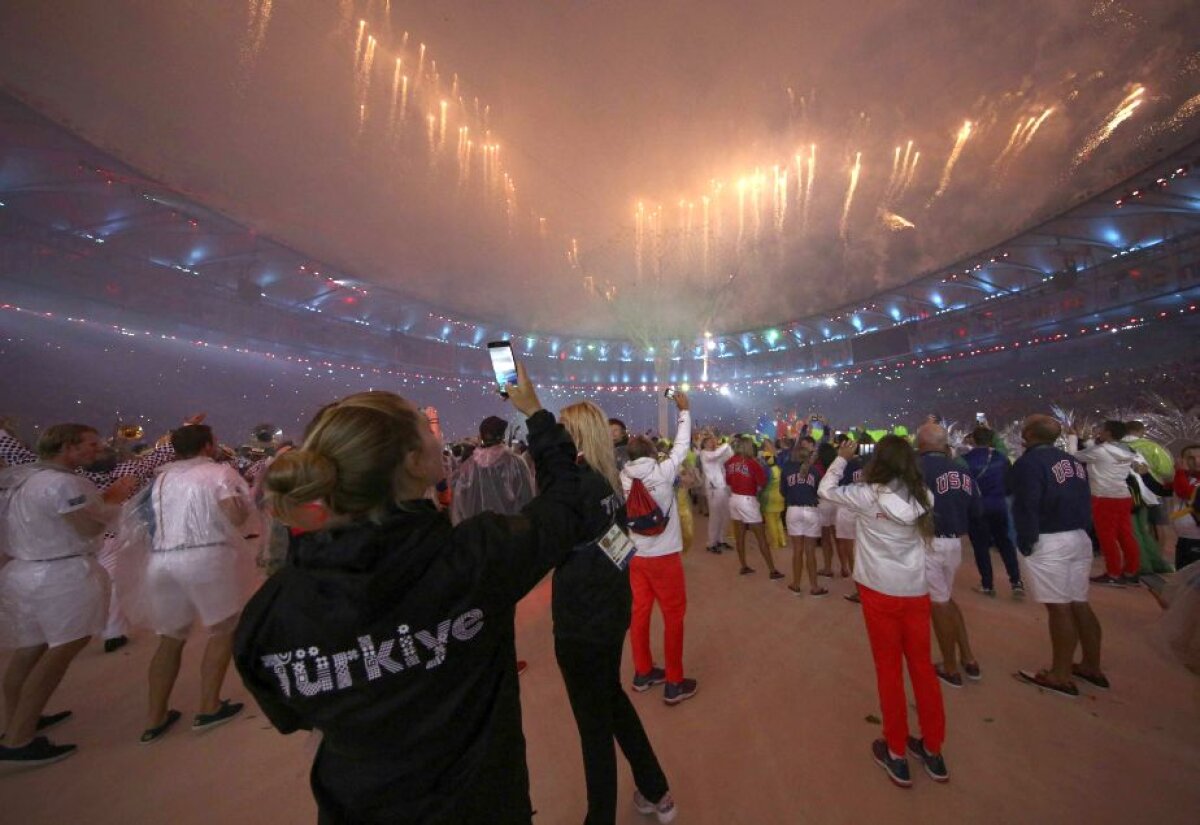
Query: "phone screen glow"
488 342 518 390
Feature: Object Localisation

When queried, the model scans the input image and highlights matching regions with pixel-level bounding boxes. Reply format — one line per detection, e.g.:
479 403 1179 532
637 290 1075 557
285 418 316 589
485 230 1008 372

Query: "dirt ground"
2 517 1197 824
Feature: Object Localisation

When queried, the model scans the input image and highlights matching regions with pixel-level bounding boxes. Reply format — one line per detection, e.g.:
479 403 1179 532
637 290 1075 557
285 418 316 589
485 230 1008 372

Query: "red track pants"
629 553 687 684
858 584 945 757
1091 495 1140 577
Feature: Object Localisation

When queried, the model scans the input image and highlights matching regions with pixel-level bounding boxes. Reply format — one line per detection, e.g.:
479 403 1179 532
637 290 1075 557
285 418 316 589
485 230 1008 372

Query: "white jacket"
1069 437 1137 499
621 411 692 558
699 443 733 491
818 457 930 597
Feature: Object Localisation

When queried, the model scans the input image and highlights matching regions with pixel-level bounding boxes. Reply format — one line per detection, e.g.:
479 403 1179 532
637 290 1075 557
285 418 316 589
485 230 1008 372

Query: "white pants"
926 537 963 603
729 493 763 524
785 506 821 538
97 534 128 639
835 507 858 541
707 486 731 545
146 545 243 637
0 556 109 648
1019 530 1092 604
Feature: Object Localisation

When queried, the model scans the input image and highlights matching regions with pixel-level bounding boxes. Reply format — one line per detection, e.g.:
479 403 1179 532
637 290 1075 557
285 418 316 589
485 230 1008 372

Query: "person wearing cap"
451 415 536 527
451 414 537 675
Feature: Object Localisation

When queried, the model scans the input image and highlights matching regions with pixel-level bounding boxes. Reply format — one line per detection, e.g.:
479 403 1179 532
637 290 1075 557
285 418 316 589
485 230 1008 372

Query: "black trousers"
1176 537 1200 571
968 509 1022 589
554 637 669 825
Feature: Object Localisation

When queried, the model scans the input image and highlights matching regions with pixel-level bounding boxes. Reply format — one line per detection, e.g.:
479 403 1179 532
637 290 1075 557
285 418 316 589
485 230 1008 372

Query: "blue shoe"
871 739 912 788
632 667 666 693
907 736 949 782
663 678 698 706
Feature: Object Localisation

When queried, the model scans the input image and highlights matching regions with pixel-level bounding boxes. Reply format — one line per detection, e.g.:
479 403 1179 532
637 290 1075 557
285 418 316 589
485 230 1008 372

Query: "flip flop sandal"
140 709 182 745
1071 666 1110 690
788 584 804 595
739 566 755 575
1015 670 1078 698
811 588 830 596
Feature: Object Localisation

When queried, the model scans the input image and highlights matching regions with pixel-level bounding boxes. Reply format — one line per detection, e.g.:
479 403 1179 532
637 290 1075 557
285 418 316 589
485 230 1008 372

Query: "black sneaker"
1089 574 1124 587
1011 582 1026 599
663 678 698 705
1120 574 1140 586
103 635 129 653
0 736 77 767
705 545 722 554
632 667 667 693
769 570 785 580
936 667 964 689
907 736 949 782
871 739 912 788
192 700 244 732
973 585 996 597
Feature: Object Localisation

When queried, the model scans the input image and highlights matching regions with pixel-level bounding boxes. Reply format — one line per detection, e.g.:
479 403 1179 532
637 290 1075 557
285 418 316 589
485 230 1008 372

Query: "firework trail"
840 151 862 240
931 120 972 201
1074 85 1144 168
885 145 902 200
1019 107 1054 149
993 117 1029 169
880 210 915 230
387 57 402 136
897 146 919 199
239 0 273 71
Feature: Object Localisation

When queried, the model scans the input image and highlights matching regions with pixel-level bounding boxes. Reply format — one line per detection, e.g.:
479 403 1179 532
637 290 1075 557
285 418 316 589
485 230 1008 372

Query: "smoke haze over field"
1 0 1198 339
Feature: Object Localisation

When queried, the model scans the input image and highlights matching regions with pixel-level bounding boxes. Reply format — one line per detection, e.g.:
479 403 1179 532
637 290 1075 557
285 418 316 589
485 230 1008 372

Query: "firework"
1020 107 1054 148
880 210 915 231
438 99 448 150
932 120 972 201
387 57 402 136
840 151 862 240
1074 85 1144 167
804 144 815 233
240 0 273 71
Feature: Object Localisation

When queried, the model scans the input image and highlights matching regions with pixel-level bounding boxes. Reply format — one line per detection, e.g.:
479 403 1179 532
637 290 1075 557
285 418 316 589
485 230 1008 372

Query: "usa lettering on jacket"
931 470 974 495
261 608 485 698
1050 459 1088 484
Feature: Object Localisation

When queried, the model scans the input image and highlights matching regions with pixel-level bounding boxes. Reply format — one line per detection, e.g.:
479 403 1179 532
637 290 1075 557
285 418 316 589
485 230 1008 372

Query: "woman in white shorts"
778 443 828 596
723 438 783 578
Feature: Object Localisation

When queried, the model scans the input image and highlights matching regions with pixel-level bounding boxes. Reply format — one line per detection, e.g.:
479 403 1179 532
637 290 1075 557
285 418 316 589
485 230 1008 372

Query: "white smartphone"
975 411 987 424
487 341 518 397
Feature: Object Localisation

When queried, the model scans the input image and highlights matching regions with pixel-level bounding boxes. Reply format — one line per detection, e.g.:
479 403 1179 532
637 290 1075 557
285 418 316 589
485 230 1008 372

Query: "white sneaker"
633 790 677 823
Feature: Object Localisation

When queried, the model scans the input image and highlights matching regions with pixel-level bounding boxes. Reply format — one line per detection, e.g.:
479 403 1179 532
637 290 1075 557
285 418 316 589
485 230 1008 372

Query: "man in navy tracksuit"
917 424 982 688
964 427 1024 597
1011 415 1107 698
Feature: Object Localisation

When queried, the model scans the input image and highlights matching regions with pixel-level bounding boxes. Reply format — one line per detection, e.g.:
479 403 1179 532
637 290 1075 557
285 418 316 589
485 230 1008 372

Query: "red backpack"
625 477 670 536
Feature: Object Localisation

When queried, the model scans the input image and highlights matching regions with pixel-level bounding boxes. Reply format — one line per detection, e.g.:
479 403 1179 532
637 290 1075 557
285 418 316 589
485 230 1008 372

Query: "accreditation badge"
596 523 636 570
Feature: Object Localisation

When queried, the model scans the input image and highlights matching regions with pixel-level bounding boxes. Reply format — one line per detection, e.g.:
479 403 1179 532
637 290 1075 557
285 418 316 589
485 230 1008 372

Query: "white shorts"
785 506 821 538
728 493 763 524
926 537 963 603
835 507 857 540
0 557 109 648
1019 530 1093 604
818 499 837 528
146 546 243 636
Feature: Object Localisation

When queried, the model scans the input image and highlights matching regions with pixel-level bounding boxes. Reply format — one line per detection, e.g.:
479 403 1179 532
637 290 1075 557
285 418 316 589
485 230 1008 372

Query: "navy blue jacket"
1011 443 1092 556
964 446 1010 513
778 458 822 507
839 458 864 487
919 452 981 537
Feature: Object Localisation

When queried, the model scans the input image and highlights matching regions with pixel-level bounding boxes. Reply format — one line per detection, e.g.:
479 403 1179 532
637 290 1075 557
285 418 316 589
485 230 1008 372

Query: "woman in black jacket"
233 365 583 824
555 401 674 824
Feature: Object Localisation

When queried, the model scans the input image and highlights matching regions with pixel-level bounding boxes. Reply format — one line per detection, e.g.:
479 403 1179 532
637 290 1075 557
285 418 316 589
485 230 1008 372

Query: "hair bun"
264 449 338 525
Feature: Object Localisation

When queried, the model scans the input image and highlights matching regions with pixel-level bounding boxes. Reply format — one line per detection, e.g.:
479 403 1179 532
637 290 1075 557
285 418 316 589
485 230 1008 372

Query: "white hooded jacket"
1068 436 1137 499
620 411 692 558
818 456 930 597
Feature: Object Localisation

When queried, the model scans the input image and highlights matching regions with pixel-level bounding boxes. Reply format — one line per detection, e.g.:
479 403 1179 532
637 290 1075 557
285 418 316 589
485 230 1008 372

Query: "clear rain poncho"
110 458 257 630
449 444 535 525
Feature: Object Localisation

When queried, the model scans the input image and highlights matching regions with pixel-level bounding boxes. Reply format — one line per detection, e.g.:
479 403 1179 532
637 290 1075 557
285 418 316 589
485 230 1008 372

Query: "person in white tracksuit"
699 437 732 554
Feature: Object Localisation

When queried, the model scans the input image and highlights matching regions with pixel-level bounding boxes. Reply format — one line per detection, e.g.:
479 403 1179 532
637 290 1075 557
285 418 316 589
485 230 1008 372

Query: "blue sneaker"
907 736 949 782
632 667 666 693
663 678 697 706
871 739 912 788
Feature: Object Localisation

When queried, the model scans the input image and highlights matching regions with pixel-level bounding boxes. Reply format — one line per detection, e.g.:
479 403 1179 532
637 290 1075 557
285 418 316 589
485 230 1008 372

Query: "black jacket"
233 410 581 825
552 465 631 647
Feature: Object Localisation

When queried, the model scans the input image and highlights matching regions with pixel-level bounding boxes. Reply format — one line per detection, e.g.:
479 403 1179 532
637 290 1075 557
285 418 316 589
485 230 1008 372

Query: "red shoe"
517 660 528 676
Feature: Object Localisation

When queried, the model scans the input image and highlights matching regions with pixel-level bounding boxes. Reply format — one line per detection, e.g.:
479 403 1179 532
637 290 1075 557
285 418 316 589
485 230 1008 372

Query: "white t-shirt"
151 458 249 550
5 466 103 560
